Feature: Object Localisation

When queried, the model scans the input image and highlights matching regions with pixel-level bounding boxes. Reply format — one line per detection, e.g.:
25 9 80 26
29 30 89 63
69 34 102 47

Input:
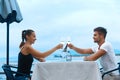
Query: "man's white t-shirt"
91 41 118 75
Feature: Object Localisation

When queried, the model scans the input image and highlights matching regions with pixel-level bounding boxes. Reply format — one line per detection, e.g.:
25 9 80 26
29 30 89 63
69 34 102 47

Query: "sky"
0 0 120 58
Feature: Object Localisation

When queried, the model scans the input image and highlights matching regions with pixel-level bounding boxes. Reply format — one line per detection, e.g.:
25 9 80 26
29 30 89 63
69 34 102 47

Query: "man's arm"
68 43 93 54
84 49 106 61
73 47 93 54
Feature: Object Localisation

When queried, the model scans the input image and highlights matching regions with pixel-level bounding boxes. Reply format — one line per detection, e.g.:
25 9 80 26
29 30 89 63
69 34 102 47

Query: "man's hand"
84 56 88 61
67 43 74 49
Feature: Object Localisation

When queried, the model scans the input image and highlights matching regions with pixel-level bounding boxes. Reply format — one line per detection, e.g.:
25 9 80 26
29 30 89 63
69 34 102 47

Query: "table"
31 61 102 80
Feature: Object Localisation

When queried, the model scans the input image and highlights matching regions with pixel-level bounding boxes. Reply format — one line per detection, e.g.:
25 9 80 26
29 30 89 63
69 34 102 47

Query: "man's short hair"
94 27 107 38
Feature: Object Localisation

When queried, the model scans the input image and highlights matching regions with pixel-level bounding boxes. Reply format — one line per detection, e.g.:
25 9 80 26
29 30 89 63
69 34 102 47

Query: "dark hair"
19 29 34 48
94 27 107 38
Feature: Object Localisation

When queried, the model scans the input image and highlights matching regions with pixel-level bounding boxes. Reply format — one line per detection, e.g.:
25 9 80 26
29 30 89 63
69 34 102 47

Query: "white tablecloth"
31 61 102 80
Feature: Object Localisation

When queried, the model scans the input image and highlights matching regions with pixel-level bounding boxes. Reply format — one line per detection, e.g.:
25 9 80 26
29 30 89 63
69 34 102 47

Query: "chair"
2 64 30 80
102 62 120 79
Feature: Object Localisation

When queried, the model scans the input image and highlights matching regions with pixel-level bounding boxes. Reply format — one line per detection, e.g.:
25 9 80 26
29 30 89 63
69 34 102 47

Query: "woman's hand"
39 58 46 62
55 43 63 49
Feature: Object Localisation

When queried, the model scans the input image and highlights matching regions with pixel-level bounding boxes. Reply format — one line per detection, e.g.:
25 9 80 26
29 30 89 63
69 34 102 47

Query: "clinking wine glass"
60 37 65 45
66 36 71 44
66 36 71 51
61 36 71 53
66 36 72 61
60 37 65 58
59 36 72 61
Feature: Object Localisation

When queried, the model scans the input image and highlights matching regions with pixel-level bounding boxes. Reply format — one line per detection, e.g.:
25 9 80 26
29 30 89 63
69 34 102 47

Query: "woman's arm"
27 44 63 58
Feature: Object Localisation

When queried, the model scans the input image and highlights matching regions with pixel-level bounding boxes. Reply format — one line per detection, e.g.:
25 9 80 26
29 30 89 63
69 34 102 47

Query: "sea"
0 52 120 80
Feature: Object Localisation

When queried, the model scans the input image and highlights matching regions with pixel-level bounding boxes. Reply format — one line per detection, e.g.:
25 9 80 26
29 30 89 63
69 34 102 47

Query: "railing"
0 72 4 75
0 72 6 80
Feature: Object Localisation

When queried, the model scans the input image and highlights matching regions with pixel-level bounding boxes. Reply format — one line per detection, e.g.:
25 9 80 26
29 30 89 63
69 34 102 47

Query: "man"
68 27 118 79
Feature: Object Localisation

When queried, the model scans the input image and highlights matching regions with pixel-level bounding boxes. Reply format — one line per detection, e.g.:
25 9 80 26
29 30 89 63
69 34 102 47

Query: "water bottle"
66 51 72 61
61 52 67 62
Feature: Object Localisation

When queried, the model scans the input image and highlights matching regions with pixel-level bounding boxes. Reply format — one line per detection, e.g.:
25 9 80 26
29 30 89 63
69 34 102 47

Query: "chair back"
2 64 15 80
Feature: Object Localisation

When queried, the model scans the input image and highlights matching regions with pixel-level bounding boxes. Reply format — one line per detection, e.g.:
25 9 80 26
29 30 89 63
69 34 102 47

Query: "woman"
15 29 63 80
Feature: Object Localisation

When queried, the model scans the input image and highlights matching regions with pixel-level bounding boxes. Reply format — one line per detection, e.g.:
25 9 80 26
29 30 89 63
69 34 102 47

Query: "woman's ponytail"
19 30 26 48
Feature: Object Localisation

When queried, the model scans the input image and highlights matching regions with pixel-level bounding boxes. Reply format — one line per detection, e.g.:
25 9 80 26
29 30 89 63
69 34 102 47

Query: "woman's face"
27 32 36 44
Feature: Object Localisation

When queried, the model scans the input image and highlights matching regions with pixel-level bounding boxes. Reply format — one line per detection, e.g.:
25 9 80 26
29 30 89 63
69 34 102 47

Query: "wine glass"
60 37 68 61
66 36 71 51
59 37 65 56
66 36 71 44
60 37 65 45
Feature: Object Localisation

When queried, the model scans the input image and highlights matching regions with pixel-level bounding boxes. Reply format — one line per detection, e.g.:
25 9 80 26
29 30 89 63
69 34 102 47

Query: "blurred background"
0 0 120 79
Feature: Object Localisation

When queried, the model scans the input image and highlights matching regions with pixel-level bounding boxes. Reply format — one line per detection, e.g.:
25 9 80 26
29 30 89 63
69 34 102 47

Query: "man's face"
93 31 101 43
